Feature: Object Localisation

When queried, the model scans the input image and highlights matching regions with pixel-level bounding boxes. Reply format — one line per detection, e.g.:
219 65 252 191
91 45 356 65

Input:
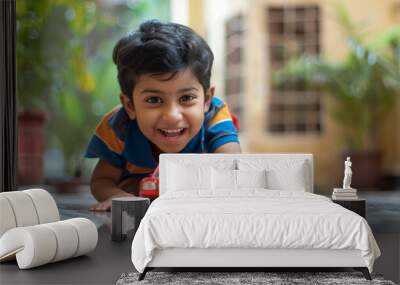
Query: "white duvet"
131 190 380 273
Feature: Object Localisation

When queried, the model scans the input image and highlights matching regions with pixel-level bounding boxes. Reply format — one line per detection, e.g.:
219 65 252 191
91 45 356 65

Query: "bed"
131 154 381 280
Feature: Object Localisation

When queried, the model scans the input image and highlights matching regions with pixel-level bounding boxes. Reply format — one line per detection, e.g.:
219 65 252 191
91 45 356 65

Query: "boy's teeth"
161 128 183 134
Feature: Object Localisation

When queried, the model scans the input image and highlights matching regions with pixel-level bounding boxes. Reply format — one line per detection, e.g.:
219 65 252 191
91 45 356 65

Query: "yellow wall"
188 0 205 37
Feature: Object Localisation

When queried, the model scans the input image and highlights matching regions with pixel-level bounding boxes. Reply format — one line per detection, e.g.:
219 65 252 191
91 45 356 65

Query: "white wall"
170 0 189 25
203 0 247 101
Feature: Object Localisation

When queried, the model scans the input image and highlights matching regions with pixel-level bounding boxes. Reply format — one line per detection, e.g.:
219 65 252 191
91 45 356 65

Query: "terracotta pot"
342 150 382 190
17 109 47 185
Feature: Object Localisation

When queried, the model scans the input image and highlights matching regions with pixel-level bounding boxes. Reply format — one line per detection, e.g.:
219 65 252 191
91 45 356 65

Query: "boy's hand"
90 193 133 212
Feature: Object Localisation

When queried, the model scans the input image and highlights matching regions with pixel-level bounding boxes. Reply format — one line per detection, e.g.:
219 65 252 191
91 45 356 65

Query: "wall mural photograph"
1 0 399 284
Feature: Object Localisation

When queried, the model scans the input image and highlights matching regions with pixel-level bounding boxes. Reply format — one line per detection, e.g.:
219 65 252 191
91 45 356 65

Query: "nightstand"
332 198 366 218
111 197 150 242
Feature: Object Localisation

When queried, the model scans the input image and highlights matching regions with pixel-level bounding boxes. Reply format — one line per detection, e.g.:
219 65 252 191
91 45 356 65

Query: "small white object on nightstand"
332 157 358 200
343 156 353 189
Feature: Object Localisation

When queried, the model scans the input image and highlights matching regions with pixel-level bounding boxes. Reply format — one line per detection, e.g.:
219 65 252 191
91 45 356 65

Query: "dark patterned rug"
116 271 396 285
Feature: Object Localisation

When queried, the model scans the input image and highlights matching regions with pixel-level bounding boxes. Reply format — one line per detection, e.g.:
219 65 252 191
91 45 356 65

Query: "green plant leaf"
60 92 84 126
273 7 400 151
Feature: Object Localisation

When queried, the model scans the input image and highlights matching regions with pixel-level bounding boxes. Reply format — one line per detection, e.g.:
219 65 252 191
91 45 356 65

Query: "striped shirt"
85 97 239 180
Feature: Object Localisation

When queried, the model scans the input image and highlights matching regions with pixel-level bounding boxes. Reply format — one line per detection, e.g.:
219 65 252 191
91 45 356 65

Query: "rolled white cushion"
42 221 79 262
0 192 39 227
0 189 60 239
0 218 98 269
64 218 98 257
0 226 57 269
23 189 59 223
0 196 17 237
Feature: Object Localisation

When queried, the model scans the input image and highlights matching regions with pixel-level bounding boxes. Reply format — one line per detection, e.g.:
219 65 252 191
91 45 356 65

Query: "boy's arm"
213 142 241 153
90 159 133 211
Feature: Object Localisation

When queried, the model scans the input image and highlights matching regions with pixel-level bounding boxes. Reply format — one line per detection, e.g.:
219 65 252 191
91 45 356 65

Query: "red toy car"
139 166 159 199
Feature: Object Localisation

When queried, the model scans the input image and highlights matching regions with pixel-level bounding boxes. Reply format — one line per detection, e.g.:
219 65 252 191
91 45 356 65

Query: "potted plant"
274 8 400 188
16 0 158 188
16 1 53 185
16 0 98 186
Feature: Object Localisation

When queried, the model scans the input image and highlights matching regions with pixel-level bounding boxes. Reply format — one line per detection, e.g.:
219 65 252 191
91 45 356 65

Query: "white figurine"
342 156 352 189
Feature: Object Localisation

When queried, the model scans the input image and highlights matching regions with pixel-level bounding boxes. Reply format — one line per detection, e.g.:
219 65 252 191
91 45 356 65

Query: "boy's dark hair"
113 20 214 98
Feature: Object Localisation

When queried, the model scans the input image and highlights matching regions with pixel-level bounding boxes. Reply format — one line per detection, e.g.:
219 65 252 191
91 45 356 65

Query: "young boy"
85 20 241 211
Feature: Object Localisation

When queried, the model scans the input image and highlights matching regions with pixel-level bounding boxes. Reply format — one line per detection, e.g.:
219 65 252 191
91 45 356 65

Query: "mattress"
131 189 381 273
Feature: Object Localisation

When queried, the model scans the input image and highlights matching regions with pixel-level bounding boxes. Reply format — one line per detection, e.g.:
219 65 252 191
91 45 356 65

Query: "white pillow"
167 162 211 191
266 163 307 191
237 159 309 191
236 169 267 189
211 168 237 190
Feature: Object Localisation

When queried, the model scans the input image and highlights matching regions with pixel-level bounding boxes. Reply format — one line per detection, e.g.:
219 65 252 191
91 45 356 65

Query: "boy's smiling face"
121 69 213 153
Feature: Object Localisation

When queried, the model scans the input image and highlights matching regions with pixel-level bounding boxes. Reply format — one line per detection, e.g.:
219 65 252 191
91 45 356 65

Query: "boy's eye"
145 97 163 104
180 95 196 103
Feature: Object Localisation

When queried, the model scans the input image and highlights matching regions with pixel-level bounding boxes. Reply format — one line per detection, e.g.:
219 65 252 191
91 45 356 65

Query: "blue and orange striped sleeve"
205 98 240 152
85 109 126 169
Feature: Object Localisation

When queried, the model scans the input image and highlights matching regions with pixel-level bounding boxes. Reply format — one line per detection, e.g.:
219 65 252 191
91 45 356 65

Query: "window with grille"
225 14 244 128
267 6 322 134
